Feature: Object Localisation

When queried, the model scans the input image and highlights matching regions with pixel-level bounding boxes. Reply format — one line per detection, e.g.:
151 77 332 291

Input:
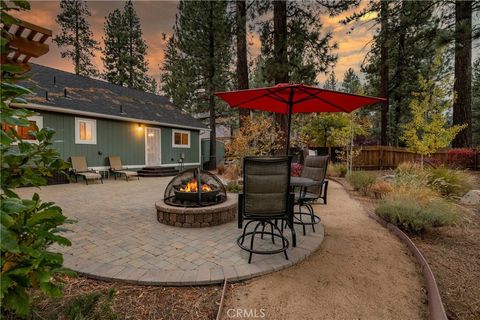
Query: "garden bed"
336 173 480 320
12 277 222 320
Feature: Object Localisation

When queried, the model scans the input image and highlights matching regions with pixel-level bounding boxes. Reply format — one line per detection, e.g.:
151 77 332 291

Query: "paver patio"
15 177 324 285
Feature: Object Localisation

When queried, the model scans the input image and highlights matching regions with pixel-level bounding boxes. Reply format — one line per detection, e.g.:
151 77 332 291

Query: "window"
1 116 43 142
75 118 96 144
172 129 190 148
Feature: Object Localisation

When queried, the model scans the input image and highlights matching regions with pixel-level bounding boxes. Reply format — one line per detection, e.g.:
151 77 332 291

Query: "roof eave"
11 102 210 132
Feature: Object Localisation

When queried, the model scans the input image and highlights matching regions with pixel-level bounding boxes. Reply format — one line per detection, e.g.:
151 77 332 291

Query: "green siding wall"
161 128 200 165
39 111 200 167
201 139 225 165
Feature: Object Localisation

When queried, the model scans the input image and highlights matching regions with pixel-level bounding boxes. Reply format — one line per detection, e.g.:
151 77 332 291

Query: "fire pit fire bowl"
164 168 226 207
158 168 235 228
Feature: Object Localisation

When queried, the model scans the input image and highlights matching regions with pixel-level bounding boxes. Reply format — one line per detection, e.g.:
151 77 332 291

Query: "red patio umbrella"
215 83 386 154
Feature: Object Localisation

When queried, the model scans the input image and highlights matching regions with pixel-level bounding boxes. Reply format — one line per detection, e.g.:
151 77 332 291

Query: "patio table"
290 176 323 188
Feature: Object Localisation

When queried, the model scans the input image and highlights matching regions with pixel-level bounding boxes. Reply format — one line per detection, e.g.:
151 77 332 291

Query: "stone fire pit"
156 193 237 228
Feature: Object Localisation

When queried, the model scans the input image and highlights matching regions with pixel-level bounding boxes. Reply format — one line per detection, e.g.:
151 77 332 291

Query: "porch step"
137 166 179 177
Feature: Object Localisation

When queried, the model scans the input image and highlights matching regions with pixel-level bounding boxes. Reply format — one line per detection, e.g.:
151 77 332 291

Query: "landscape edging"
329 177 448 320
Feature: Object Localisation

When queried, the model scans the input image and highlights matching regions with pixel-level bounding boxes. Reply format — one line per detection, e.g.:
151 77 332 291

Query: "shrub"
327 163 347 177
427 166 474 198
291 163 303 177
225 181 242 193
225 114 284 160
224 163 241 181
1 195 74 316
371 181 393 199
347 171 375 195
446 148 476 169
395 162 430 188
1 6 72 316
216 161 225 175
376 196 457 234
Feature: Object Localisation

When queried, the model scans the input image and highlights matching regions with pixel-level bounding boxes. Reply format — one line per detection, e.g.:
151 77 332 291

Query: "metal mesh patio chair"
295 155 329 235
237 156 295 263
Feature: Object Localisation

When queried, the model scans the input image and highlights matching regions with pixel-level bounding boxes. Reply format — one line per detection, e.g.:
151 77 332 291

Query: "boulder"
460 190 480 205
382 175 396 182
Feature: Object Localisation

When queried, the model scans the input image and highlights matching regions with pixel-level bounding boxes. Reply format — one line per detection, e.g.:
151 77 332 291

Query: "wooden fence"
349 146 479 170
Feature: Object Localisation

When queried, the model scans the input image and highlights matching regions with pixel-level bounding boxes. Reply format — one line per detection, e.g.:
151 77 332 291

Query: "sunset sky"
15 1 381 86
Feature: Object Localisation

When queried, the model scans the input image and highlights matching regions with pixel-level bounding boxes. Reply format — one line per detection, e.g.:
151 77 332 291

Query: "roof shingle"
21 64 207 130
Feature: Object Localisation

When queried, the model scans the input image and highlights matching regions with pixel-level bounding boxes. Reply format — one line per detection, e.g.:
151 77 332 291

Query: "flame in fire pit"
179 178 212 192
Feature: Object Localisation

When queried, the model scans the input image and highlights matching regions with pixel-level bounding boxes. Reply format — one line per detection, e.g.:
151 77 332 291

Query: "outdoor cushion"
115 170 138 177
78 171 101 180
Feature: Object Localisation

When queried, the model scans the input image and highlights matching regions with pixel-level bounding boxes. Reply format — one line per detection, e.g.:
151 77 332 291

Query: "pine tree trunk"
273 0 288 155
380 0 389 146
393 10 406 147
236 0 250 128
452 0 473 147
208 3 217 170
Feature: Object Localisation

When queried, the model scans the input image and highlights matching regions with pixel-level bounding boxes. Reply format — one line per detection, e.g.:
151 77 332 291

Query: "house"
12 64 208 174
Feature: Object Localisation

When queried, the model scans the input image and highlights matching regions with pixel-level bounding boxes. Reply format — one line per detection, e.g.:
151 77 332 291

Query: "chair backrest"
301 155 329 195
243 156 291 215
70 156 89 172
108 156 123 171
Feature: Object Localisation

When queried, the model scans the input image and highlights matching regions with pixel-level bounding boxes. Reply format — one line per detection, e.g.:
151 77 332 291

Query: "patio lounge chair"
295 155 329 235
70 156 103 185
108 156 139 181
237 156 295 263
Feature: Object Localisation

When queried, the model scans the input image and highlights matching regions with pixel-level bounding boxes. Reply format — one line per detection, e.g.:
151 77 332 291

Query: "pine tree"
472 57 480 146
53 0 99 76
342 68 362 94
356 1 440 146
102 1 157 93
161 1 232 169
256 1 337 85
323 71 337 90
452 0 473 147
236 0 250 126
103 9 126 86
254 0 338 154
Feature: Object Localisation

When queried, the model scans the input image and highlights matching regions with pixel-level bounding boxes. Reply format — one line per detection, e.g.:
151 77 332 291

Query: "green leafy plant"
1 195 74 316
401 53 466 168
1 2 72 316
347 171 375 196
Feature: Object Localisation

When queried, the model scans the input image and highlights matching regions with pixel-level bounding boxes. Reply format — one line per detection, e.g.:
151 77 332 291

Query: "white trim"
12 102 209 131
145 127 162 166
75 117 97 145
172 129 191 148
